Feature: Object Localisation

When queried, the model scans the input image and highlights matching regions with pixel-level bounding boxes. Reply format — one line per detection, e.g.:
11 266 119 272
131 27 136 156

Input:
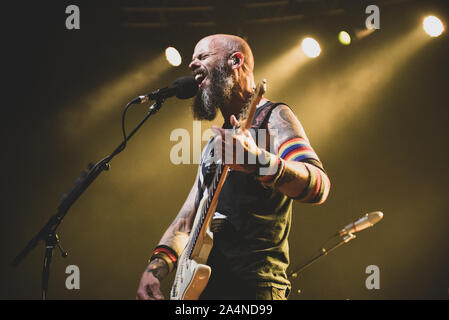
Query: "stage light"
293 26 428 150
423 16 444 37
256 41 309 98
301 37 321 58
338 31 351 45
165 47 182 66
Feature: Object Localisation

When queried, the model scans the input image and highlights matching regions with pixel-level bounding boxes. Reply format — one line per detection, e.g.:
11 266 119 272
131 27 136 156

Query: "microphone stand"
288 233 356 280
11 98 165 300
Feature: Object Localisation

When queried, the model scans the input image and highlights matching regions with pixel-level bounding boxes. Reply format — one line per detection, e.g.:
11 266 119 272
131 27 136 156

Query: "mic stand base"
42 232 68 300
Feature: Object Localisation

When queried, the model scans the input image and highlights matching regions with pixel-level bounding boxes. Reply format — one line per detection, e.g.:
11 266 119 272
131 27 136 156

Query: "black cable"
317 232 340 254
288 232 341 279
117 101 134 154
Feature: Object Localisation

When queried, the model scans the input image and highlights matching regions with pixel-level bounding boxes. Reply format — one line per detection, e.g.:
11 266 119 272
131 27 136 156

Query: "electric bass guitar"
169 80 266 300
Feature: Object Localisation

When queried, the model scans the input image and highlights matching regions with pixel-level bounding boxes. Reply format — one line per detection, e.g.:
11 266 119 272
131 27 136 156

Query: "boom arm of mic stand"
11 99 165 299
288 233 356 279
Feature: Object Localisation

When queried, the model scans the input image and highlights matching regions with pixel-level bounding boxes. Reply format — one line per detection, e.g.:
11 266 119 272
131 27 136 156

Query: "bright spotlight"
338 31 351 45
301 37 321 58
165 47 182 66
423 16 444 37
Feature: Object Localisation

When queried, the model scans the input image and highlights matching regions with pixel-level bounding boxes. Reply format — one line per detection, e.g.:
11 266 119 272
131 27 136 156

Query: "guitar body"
169 80 266 300
170 258 211 300
170 190 214 300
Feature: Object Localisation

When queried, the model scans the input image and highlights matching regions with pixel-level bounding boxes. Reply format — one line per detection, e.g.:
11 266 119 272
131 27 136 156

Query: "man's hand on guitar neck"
136 258 168 300
212 114 262 174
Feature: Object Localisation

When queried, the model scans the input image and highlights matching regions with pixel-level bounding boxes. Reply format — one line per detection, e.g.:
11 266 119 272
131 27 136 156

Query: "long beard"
192 61 235 121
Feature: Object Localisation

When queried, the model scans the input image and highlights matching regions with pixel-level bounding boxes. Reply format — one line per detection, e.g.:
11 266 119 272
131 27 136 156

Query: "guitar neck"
186 162 228 259
184 80 266 260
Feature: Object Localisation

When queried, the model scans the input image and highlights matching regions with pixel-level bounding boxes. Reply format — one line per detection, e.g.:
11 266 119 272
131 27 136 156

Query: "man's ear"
230 52 244 69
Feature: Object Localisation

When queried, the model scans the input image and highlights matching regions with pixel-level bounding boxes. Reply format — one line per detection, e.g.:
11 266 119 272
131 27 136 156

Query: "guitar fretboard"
186 161 226 259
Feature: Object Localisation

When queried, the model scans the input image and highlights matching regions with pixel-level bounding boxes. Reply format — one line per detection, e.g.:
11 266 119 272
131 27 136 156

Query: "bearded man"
136 34 331 300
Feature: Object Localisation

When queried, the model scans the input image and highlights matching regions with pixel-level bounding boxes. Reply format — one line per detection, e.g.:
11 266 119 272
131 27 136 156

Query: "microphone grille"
367 211 384 225
173 76 198 99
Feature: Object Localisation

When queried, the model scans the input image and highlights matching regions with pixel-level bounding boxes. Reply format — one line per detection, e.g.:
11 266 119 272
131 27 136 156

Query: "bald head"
195 34 254 73
189 34 256 121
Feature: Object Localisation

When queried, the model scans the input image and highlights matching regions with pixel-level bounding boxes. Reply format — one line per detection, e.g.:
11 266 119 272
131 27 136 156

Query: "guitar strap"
251 101 286 130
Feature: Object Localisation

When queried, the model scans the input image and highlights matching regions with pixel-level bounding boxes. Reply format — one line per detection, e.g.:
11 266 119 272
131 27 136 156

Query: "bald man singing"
136 34 330 300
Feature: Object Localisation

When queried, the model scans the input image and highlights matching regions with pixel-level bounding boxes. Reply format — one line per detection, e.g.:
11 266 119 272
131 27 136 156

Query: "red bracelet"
150 245 178 271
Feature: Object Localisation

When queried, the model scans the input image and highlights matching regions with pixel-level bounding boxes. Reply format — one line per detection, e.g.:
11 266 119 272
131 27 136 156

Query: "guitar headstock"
236 79 267 131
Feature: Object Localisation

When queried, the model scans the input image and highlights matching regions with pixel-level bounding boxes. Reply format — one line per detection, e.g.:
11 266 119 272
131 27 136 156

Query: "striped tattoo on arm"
278 137 330 204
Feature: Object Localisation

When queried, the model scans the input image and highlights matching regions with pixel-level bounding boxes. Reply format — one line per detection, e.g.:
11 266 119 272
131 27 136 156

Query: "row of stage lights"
164 15 444 66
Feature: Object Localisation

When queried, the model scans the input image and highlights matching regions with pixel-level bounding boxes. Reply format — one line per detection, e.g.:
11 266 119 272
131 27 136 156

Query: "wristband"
256 151 278 178
256 152 285 188
149 245 178 273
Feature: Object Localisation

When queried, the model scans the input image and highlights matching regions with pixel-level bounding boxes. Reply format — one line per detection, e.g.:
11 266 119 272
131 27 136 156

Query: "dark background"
2 0 448 299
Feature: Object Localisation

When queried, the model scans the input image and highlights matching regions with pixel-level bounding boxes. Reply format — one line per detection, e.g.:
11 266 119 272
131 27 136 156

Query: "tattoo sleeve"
266 105 331 203
155 167 199 261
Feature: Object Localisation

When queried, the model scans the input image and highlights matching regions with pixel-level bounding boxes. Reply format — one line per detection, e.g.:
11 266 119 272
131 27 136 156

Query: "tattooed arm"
266 105 331 204
212 103 330 203
136 168 199 300
157 166 199 251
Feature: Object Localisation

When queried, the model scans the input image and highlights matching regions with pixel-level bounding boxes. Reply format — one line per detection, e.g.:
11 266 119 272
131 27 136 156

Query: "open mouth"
194 71 207 87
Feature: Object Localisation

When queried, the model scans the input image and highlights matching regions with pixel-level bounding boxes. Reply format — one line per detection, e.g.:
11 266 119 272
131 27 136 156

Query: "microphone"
339 211 383 236
132 76 198 104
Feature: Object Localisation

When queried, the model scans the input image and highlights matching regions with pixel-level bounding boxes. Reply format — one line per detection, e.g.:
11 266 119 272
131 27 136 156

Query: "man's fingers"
242 128 252 138
230 115 239 127
136 288 150 300
136 285 165 300
152 292 165 300
149 282 165 300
